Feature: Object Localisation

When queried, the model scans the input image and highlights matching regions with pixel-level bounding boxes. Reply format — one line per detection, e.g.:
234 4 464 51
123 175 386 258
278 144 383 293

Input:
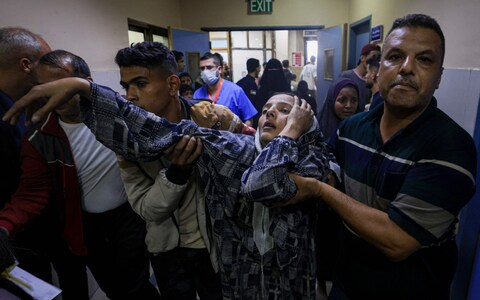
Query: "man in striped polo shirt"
289 14 476 300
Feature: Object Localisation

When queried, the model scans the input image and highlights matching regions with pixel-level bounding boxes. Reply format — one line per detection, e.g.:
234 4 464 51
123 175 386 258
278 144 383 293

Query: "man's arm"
289 174 421 261
3 78 91 126
0 137 53 235
236 88 258 124
4 79 253 173
118 135 203 223
117 157 187 223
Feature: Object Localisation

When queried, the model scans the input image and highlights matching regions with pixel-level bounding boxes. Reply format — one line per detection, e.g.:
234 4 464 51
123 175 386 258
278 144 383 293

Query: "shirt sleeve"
0 138 52 234
236 88 258 122
117 156 187 223
193 86 207 100
242 132 331 206
80 83 199 162
80 83 256 196
388 146 477 246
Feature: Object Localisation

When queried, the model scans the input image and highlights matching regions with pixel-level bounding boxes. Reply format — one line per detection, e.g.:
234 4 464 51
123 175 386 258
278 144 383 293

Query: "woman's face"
258 94 294 147
334 86 358 120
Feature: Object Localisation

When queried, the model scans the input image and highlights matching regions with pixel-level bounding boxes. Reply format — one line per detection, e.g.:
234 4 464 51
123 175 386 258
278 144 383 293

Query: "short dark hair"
388 14 445 65
246 58 260 73
179 71 193 81
297 80 309 93
366 54 380 71
39 49 91 78
115 41 178 77
200 52 222 67
179 83 194 95
282 60 289 68
172 50 184 62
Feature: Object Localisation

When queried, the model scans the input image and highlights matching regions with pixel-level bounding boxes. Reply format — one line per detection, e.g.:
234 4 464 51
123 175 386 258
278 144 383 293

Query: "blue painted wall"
171 28 209 76
449 70 480 300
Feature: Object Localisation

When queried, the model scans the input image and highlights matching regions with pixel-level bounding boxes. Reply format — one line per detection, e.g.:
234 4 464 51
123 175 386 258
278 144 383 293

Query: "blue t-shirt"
193 79 257 122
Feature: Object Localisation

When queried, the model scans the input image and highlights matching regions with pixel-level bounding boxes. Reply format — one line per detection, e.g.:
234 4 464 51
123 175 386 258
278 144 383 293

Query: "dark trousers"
11 202 159 300
83 202 160 300
12 209 90 300
13 211 86 297
49 239 89 300
150 247 222 300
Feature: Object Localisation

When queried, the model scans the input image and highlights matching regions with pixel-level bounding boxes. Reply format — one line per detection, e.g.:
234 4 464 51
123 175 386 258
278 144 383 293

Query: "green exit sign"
249 0 273 14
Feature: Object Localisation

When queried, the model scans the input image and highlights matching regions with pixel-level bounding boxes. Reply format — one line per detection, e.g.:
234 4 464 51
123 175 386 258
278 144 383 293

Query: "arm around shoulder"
289 174 421 261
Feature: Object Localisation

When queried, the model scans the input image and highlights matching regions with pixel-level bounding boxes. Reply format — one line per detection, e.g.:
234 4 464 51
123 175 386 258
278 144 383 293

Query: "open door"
316 24 347 110
170 28 210 80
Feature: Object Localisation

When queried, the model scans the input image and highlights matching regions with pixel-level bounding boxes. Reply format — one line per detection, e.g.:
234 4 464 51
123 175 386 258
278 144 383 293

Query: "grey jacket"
117 156 219 272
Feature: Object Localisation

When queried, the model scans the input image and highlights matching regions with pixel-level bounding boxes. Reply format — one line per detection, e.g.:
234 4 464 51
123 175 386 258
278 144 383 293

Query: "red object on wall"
291 52 302 66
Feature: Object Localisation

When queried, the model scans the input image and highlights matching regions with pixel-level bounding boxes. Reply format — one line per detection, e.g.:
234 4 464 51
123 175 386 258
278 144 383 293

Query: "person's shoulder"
226 80 245 92
236 76 248 86
224 79 237 86
339 69 353 78
338 111 370 132
193 85 207 96
428 107 475 146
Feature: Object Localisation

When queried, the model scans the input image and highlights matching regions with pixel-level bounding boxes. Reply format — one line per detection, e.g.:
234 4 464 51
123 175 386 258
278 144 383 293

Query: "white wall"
347 0 480 135
275 31 289 64
0 0 183 90
180 0 350 30
348 0 480 69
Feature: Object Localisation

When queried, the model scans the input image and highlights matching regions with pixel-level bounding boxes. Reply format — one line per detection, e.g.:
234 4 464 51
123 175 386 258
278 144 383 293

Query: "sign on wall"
371 25 383 42
249 0 273 14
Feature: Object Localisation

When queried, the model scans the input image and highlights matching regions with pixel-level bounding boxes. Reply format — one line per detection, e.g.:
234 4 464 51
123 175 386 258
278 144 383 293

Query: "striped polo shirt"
330 98 477 246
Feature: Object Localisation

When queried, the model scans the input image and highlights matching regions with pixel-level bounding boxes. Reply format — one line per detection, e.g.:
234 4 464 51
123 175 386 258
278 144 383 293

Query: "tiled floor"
89 287 108 300
56 268 330 299
53 265 160 300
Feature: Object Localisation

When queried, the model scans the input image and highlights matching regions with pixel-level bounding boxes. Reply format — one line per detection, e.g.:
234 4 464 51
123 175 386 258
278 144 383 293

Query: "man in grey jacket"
114 42 254 300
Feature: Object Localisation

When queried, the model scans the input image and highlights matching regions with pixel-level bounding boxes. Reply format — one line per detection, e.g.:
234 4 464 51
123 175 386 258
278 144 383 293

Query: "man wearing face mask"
194 52 257 126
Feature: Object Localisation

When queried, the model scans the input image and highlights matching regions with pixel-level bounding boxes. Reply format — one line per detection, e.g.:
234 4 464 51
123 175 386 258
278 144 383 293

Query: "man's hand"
2 77 91 126
279 96 314 140
278 173 321 206
163 135 203 167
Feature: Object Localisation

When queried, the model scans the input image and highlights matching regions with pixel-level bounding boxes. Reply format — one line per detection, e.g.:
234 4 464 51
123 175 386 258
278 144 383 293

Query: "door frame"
347 15 372 69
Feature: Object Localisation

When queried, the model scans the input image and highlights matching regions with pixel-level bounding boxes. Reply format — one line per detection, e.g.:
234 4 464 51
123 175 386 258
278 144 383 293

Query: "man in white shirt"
300 55 317 98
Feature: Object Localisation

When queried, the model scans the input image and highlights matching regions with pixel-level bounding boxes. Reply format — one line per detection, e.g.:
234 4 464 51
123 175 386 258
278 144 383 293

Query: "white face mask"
201 67 220 85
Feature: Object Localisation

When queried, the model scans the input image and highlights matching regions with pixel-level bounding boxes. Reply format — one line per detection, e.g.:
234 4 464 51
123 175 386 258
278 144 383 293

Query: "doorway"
202 26 324 84
347 16 372 69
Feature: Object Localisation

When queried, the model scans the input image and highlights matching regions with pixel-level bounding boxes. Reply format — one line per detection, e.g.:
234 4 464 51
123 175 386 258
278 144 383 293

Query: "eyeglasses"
200 65 217 71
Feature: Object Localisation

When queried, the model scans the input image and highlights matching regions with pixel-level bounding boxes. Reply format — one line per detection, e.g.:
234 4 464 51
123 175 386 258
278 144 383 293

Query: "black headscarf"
317 78 361 138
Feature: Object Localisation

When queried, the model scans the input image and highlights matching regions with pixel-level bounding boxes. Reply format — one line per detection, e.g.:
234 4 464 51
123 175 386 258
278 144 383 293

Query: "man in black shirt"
236 58 260 104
